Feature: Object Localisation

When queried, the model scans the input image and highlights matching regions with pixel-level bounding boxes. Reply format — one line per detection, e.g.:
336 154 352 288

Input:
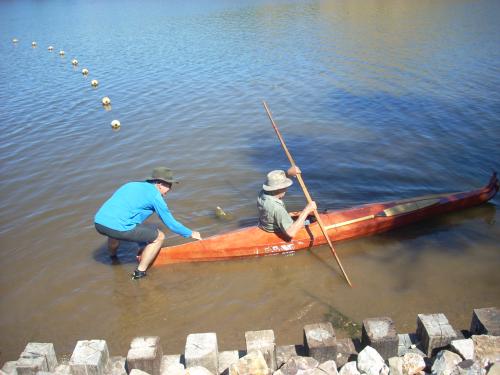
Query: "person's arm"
153 195 200 239
284 201 317 239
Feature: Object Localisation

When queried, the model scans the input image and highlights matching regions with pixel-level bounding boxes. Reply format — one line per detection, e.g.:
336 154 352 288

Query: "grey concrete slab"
361 317 398 360
417 313 457 357
185 333 218 375
69 340 109 375
303 323 336 363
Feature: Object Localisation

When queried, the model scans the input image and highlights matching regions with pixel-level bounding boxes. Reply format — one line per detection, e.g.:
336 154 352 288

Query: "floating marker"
81 68 89 75
71 59 78 66
91 79 99 87
48 46 54 51
12 38 19 43
101 96 111 105
31 41 37 47
59 50 65 56
111 120 121 129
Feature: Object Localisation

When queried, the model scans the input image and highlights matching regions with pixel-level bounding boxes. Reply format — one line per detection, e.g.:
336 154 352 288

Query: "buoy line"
12 37 122 131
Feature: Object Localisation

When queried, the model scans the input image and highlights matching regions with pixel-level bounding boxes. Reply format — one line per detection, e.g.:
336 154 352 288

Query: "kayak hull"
153 173 498 266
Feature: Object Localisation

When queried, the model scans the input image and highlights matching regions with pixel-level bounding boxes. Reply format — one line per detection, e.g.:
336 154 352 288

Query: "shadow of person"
92 240 143 266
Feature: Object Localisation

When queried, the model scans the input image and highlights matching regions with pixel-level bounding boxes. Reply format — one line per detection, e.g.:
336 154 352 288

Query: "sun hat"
262 170 293 191
147 167 179 184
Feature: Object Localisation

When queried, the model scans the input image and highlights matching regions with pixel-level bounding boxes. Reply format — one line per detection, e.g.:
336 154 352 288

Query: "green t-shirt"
257 190 294 233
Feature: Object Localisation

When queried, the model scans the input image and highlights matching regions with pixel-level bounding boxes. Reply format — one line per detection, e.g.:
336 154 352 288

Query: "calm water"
1 0 499 364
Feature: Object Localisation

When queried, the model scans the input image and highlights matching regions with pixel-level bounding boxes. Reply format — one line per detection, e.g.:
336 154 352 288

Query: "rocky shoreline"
1 307 498 375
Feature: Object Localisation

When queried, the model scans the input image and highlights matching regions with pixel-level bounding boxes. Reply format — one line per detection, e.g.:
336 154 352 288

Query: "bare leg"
137 230 165 272
108 237 120 257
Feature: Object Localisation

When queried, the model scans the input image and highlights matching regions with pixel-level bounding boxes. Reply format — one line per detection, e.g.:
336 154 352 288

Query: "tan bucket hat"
148 167 179 184
262 170 293 191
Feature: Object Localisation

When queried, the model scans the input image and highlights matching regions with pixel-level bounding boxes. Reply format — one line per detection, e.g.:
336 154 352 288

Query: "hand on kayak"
287 165 301 177
191 231 202 240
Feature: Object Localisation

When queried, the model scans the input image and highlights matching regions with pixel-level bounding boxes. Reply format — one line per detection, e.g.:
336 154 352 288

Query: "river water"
1 0 499 364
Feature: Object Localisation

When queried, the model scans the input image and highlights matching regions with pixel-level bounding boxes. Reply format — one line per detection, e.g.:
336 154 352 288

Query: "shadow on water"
359 202 497 261
92 240 142 266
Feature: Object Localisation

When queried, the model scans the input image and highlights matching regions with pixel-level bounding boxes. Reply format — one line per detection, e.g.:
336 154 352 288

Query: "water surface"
1 0 499 363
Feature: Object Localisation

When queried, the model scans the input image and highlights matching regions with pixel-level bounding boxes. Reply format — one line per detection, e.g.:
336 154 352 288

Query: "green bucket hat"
148 167 179 184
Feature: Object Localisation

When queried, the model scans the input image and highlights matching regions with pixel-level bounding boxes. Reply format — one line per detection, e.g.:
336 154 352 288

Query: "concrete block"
304 322 336 363
108 356 127 375
69 340 109 375
1 361 18 375
334 338 357 369
470 307 500 336
185 333 218 375
416 313 457 357
229 351 269 375
16 356 47 375
218 351 240 375
361 317 398 360
20 343 58 372
160 355 184 375
397 333 419 356
245 330 276 371
53 364 71 375
276 345 298 368
127 337 163 375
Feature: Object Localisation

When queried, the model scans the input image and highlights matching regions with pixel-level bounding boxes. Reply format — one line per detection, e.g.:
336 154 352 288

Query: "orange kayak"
153 172 499 266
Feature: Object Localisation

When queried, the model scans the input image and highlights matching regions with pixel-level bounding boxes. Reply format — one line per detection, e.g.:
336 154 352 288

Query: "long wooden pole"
262 101 353 287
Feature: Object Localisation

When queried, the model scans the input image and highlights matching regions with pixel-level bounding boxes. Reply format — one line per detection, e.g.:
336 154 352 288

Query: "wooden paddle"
262 101 353 287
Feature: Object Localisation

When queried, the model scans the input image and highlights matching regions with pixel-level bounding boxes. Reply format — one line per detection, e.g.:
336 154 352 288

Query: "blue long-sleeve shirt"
94 181 192 238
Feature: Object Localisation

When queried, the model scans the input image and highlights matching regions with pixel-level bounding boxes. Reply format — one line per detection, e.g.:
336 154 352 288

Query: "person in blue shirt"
94 167 202 279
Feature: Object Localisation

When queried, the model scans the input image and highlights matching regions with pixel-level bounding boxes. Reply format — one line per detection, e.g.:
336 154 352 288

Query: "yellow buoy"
59 50 65 56
31 41 37 47
71 59 78 66
111 120 121 129
81 68 89 75
48 46 54 51
12 38 19 43
101 96 111 105
91 79 99 87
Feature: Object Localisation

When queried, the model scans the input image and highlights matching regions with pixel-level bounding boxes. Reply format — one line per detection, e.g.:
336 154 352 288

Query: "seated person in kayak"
257 166 317 239
94 167 202 280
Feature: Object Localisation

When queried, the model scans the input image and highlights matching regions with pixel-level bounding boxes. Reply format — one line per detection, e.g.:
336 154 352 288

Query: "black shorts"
95 223 158 244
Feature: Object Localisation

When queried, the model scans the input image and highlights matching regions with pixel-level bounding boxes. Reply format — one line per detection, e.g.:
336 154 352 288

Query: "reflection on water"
1 0 499 363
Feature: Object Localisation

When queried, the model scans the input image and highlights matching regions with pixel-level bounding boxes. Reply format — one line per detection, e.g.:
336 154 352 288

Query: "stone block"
160 355 184 375
1 361 18 375
109 356 127 375
416 313 457 357
335 338 357 369
127 337 163 375
20 343 58 372
304 322 337 363
450 339 474 361
361 317 397 360
276 345 298 369
397 333 419 356
69 340 109 375
229 351 269 375
185 333 218 375
470 307 500 336
318 360 338 375
218 351 240 375
245 330 276 371
472 335 500 368
16 356 47 375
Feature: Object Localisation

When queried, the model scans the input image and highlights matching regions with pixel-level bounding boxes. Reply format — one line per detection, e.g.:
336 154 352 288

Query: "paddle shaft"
262 101 353 287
